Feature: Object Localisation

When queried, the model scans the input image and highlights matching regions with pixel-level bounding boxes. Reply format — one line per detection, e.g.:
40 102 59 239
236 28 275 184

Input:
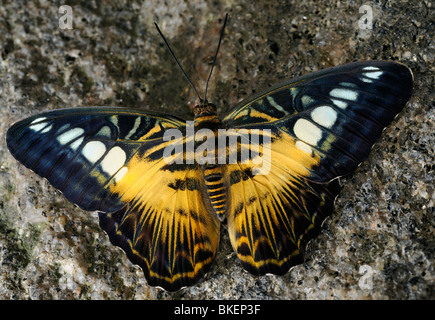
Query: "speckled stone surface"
0 0 433 300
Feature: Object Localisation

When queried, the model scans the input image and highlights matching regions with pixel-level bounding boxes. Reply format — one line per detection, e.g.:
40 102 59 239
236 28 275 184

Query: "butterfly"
6 16 413 291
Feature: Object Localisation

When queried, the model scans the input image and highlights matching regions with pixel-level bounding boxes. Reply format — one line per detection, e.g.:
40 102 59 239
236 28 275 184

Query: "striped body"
202 164 227 220
194 106 227 221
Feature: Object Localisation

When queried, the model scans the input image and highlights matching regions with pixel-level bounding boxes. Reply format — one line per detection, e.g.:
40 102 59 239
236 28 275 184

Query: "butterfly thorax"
193 101 219 128
193 101 227 221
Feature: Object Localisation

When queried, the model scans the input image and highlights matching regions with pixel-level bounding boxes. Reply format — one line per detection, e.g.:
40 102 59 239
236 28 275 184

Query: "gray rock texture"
0 0 433 299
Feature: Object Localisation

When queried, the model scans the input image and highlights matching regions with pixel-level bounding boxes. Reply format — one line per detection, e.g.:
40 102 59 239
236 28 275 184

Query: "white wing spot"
301 95 315 106
40 124 53 133
125 117 142 140
363 71 383 80
109 116 119 128
70 137 84 151
57 124 71 132
311 106 338 129
362 66 380 71
114 167 128 182
331 98 348 110
339 82 358 88
266 96 286 113
97 126 112 138
82 141 106 164
361 77 373 84
294 118 322 146
295 141 313 154
100 146 127 176
57 128 85 145
30 117 47 124
330 88 358 102
29 117 48 132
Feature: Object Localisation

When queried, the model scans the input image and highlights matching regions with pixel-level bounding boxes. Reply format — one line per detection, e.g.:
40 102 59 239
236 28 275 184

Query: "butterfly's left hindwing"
98 163 220 291
6 107 220 291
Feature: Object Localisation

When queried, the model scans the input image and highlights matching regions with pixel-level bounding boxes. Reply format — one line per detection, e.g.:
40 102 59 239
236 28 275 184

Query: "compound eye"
207 104 216 113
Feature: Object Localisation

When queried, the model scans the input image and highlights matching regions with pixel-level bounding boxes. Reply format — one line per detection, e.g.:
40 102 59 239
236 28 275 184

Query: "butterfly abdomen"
193 106 228 220
202 164 227 221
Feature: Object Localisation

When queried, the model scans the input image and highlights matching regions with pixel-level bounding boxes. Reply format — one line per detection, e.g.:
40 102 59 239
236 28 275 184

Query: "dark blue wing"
223 61 413 182
223 61 413 276
7 107 222 292
7 107 186 212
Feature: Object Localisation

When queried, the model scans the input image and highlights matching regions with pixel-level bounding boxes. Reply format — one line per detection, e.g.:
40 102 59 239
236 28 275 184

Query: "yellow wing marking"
224 80 305 123
107 141 219 289
225 128 326 274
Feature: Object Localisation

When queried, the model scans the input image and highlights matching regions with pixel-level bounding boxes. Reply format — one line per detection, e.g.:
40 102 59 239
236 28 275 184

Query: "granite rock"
0 0 433 299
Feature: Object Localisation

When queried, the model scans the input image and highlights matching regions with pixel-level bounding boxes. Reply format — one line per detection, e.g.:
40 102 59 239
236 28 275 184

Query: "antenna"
154 22 202 102
203 13 228 103
154 14 228 105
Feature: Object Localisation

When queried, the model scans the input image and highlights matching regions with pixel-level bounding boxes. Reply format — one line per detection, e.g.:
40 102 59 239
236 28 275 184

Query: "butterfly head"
194 100 217 117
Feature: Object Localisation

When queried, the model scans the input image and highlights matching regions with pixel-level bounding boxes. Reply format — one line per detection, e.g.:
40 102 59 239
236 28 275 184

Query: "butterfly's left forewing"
222 61 413 275
7 107 220 291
